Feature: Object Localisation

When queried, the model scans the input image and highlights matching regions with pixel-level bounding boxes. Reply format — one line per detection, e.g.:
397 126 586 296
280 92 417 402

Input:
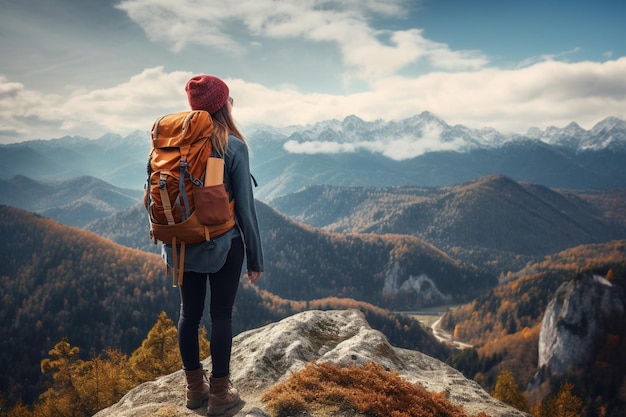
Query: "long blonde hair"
210 105 247 156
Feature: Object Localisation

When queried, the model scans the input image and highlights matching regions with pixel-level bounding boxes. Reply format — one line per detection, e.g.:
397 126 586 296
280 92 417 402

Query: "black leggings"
178 236 243 378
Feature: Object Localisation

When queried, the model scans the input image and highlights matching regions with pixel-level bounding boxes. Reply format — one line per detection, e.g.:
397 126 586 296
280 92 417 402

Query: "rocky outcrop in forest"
536 274 624 377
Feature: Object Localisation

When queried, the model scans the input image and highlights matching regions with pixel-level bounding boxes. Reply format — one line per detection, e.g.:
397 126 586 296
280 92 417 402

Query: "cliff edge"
94 309 530 417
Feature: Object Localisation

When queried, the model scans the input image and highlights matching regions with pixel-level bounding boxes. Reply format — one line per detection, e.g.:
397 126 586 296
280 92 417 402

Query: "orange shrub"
262 361 489 417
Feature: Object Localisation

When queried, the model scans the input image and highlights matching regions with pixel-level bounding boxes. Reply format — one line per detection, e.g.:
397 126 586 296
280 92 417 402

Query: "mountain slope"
0 205 444 406
87 199 496 309
0 205 172 404
255 200 496 307
252 140 626 199
0 175 142 227
0 132 150 189
442 244 626 417
442 241 626 347
270 175 626 270
87 203 157 253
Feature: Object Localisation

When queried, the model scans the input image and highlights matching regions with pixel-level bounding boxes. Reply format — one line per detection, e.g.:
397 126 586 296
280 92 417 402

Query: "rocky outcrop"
537 274 624 376
95 309 530 417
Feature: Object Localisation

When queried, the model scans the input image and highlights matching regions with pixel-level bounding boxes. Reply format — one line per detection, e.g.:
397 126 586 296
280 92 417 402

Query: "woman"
164 74 264 414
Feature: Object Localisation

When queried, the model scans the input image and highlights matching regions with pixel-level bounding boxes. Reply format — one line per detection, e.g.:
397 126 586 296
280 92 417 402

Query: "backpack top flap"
151 110 213 149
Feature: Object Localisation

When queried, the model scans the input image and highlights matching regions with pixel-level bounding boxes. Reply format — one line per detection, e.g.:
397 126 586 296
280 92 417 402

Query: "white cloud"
241 57 626 134
0 75 61 138
284 140 357 154
116 0 487 84
362 57 626 133
1 57 626 143
282 122 461 160
116 0 241 53
57 67 191 132
0 68 192 141
379 125 463 160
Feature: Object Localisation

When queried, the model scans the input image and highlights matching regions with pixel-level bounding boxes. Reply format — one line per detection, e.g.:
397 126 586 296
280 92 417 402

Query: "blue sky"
1 0 625 143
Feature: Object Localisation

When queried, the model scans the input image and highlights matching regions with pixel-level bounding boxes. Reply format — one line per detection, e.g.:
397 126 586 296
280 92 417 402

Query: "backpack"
144 110 235 286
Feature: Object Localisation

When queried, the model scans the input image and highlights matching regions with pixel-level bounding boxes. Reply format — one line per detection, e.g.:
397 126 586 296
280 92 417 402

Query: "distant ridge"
0 175 142 227
270 175 626 272
1 114 625 198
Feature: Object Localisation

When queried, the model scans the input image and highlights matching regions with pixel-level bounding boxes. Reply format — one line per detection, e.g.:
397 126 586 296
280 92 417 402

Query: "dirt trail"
431 317 472 349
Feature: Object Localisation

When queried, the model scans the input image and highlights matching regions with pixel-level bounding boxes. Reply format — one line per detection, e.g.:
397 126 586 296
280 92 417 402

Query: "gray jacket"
162 135 264 273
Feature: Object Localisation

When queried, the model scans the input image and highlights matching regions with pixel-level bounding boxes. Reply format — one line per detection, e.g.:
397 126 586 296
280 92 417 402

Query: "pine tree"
128 311 211 382
492 370 528 412
3 313 211 417
198 326 212 363
4 401 33 417
538 382 583 417
37 338 86 417
129 311 181 382
72 349 137 414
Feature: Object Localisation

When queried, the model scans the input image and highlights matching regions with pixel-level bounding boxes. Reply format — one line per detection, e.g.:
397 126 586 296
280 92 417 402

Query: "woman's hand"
247 270 262 283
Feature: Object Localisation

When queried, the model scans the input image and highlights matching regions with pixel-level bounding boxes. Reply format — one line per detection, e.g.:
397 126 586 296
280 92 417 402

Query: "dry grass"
261 361 488 417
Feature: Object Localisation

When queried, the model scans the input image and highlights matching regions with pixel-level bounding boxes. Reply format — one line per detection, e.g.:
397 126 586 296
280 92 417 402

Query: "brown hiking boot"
207 375 239 415
184 367 210 409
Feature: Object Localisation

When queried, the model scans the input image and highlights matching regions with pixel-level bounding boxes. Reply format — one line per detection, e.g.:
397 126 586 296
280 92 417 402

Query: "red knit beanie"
185 75 230 114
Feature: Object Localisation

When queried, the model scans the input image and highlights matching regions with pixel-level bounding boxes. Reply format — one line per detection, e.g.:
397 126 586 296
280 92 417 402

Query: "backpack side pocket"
193 184 231 225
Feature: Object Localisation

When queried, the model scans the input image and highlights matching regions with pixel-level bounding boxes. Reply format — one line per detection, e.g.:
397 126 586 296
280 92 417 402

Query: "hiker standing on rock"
164 74 264 414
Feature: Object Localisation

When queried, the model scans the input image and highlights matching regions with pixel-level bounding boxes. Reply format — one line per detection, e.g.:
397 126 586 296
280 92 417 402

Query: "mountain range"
3 201 623 414
3 171 623 300
269 175 626 274
2 113 626 415
1 114 625 199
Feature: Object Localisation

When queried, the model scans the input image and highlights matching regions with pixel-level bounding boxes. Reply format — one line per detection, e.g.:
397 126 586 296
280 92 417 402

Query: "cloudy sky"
1 0 625 144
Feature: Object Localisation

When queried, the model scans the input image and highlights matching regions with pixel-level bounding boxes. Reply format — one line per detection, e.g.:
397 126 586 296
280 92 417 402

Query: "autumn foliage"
262 361 489 417
1 312 209 417
444 257 626 417
491 370 529 412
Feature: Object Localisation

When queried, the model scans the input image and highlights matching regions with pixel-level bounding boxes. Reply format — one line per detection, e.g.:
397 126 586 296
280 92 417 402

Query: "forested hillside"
87 199 496 309
270 175 626 274
442 240 626 345
87 203 156 253
0 206 172 404
4 168 625 415
0 175 142 227
0 205 445 407
442 244 626 417
253 201 495 307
